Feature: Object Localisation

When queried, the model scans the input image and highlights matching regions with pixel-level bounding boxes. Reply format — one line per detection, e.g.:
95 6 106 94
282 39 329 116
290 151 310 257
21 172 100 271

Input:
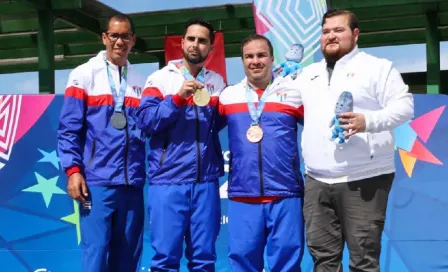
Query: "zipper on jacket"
123 110 130 185
159 140 168 166
257 121 264 196
87 139 96 167
258 141 264 196
194 105 201 182
367 134 374 159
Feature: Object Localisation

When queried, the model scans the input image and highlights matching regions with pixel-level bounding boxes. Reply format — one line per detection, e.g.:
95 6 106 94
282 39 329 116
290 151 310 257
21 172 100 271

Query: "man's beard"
323 47 342 63
322 43 354 62
183 51 207 65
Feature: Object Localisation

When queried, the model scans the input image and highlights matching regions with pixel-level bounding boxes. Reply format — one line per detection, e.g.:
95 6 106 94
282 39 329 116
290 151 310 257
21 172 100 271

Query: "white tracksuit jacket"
285 47 414 183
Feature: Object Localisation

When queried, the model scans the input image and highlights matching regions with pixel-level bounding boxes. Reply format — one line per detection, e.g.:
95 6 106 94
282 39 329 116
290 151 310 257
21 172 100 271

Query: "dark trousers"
303 173 394 272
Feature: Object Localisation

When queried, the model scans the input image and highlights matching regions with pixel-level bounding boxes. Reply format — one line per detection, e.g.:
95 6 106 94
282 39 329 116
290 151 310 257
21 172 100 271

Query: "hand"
67 172 89 204
281 61 301 77
338 112 366 138
178 80 204 99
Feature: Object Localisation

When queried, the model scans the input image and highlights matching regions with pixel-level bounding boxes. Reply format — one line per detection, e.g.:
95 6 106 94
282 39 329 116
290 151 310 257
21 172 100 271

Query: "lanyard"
174 61 206 84
104 56 128 112
245 81 271 126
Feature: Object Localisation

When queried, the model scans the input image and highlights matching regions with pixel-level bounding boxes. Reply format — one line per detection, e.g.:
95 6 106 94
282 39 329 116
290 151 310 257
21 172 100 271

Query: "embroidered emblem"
206 83 215 92
133 86 142 97
276 91 288 102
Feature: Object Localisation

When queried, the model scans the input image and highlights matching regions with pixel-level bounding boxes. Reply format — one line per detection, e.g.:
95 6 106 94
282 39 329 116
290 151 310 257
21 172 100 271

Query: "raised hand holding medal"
175 61 210 107
105 56 128 130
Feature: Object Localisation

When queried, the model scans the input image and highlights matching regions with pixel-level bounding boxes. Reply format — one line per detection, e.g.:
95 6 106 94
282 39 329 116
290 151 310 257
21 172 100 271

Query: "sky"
0 0 447 95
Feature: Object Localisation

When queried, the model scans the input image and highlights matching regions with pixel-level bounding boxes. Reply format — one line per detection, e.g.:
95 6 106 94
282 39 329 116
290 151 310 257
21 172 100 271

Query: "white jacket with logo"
286 47 414 183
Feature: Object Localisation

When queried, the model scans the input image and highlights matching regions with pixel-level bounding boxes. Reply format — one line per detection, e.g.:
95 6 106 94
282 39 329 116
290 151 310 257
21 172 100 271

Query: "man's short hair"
322 9 359 32
240 34 274 58
183 18 215 45
105 13 135 34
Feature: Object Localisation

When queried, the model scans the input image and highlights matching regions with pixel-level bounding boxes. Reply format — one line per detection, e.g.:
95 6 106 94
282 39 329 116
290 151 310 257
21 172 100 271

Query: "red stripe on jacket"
65 86 87 100
143 86 218 107
220 102 303 119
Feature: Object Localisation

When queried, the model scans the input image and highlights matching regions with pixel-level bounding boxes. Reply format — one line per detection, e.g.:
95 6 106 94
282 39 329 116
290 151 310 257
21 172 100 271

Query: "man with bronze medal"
218 34 305 271
136 18 226 271
57 14 146 272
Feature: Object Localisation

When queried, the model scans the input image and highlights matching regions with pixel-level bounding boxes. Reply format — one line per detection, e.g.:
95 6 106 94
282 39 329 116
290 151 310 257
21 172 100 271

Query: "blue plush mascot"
329 91 354 144
273 43 304 79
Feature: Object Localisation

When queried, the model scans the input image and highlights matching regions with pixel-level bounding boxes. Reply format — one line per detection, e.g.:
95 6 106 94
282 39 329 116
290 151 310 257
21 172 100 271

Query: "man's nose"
252 56 262 64
115 38 125 46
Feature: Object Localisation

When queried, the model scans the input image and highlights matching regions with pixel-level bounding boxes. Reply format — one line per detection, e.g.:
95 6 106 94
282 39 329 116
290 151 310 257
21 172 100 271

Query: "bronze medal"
246 125 263 143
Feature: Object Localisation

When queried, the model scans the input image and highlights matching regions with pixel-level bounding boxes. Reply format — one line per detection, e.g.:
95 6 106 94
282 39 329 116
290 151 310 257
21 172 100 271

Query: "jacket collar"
239 74 290 92
167 59 209 77
320 45 360 67
89 50 131 70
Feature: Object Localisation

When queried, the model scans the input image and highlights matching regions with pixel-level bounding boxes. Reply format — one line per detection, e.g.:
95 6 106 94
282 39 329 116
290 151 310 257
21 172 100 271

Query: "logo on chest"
133 86 142 97
276 91 288 102
206 83 215 93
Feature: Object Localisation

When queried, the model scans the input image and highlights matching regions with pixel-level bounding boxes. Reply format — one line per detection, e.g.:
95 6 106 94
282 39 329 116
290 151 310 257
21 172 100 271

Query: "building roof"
0 0 446 75
330 0 448 47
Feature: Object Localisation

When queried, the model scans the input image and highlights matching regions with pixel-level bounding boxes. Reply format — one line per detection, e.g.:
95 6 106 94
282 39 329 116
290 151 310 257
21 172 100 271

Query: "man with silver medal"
57 14 146 272
108 58 128 129
136 18 226 271
218 34 305 271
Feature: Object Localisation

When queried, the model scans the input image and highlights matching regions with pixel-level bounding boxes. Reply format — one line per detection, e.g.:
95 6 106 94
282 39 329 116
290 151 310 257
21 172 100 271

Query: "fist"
178 80 204 99
67 172 89 204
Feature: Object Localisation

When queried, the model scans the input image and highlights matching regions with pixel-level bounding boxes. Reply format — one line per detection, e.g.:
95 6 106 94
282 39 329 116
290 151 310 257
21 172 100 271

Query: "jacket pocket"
87 139 96 168
228 152 233 186
292 156 302 187
159 140 168 166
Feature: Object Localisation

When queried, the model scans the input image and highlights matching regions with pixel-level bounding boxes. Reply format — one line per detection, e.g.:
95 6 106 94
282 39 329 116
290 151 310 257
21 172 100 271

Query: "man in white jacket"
286 9 414 271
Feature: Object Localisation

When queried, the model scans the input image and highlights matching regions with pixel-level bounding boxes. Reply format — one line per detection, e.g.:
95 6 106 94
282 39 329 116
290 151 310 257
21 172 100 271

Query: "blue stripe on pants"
80 185 144 272
148 180 221 271
228 197 304 272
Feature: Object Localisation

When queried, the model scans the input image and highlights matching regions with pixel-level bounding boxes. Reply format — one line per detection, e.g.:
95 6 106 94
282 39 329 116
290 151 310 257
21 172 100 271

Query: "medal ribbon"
246 81 271 126
174 61 206 86
104 56 128 113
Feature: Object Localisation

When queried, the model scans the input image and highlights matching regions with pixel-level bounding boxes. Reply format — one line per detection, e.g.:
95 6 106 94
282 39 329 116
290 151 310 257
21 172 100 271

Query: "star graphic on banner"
61 200 81 245
22 172 66 208
394 106 445 177
37 148 60 170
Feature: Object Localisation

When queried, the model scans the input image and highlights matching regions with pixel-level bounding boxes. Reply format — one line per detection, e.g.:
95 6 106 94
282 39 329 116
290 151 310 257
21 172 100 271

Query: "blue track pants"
80 185 144 272
148 180 221 271
228 197 304 272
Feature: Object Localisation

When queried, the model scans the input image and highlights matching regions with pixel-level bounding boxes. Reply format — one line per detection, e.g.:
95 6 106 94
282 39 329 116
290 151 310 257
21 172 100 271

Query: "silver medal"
111 112 127 130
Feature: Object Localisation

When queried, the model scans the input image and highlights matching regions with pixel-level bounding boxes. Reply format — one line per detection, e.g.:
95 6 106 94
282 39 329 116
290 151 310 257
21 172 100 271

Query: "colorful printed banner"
0 94 447 271
253 0 327 66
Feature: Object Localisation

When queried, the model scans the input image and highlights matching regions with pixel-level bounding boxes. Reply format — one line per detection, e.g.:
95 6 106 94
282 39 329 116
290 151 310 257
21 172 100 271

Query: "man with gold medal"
136 18 226 271
219 34 305 271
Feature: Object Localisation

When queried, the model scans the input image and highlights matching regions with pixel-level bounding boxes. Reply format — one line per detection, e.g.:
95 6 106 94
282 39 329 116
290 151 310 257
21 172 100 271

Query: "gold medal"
246 125 264 143
193 88 211 107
